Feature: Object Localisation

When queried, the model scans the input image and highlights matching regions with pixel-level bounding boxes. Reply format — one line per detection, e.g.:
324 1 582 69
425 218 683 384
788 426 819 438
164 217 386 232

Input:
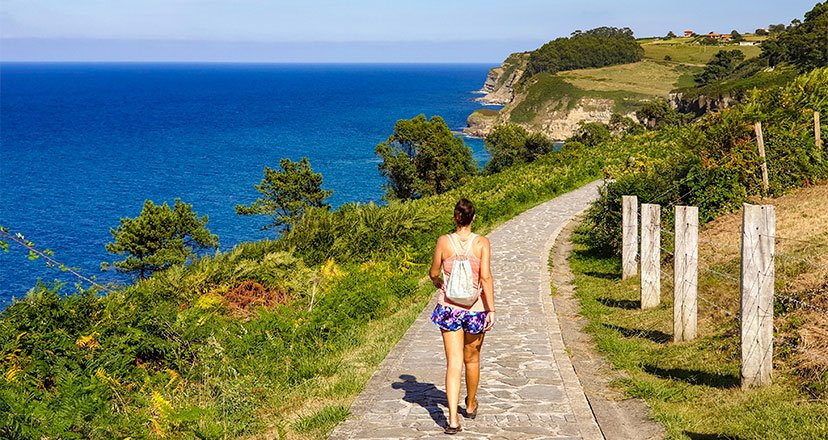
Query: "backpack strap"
465 234 477 256
446 234 460 257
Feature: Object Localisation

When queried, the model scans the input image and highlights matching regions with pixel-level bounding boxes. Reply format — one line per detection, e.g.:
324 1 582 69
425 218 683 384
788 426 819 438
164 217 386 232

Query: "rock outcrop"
465 97 621 140
475 52 529 105
669 92 738 115
531 98 617 140
464 109 499 138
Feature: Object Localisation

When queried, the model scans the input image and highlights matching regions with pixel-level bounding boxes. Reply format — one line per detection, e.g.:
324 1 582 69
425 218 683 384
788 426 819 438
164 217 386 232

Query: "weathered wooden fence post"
673 206 698 342
740 203 775 389
640 203 661 309
754 122 769 195
816 111 822 149
622 195 638 279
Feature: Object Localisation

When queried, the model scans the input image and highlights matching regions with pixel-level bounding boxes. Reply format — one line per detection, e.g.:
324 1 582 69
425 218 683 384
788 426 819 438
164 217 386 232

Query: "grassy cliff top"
558 60 697 97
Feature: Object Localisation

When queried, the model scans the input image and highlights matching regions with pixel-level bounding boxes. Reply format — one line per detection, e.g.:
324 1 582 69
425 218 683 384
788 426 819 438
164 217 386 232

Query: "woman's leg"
441 329 465 428
463 332 485 411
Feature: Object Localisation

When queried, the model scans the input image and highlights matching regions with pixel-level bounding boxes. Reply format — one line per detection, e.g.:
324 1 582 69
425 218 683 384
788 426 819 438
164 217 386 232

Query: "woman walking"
429 198 495 435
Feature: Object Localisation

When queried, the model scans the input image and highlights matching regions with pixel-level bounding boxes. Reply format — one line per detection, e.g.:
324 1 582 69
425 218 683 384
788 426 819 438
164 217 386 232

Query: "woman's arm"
429 235 445 289
478 237 495 314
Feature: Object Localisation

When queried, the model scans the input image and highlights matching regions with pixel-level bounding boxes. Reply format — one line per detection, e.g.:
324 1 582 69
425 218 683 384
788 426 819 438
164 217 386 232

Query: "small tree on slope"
103 199 218 279
375 114 476 200
236 157 332 232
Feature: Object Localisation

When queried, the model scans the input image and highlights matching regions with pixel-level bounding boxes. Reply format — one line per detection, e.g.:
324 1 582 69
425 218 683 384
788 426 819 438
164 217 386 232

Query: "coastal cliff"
466 66 627 140
475 52 529 105
466 54 642 140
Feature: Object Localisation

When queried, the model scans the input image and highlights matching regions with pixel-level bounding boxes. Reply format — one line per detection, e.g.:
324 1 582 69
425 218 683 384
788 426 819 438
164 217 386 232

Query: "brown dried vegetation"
224 280 291 318
692 184 828 393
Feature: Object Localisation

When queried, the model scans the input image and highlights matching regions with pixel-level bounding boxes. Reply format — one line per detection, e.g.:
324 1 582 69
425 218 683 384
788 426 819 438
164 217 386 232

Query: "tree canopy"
695 50 746 85
104 199 218 279
566 121 612 147
483 124 554 173
636 99 689 130
375 115 476 200
235 157 332 232
526 27 643 76
761 2 828 71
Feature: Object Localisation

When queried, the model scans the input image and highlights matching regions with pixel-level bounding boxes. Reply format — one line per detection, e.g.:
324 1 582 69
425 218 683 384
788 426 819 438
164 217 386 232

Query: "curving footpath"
331 181 605 440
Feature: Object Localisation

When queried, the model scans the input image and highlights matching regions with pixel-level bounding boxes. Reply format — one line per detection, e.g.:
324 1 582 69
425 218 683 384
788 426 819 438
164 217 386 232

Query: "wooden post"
754 122 769 195
622 195 638 279
673 206 698 342
640 203 661 309
740 203 775 389
816 111 822 149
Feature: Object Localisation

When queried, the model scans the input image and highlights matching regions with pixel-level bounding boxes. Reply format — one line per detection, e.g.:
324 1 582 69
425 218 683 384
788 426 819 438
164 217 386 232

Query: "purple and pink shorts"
430 303 488 334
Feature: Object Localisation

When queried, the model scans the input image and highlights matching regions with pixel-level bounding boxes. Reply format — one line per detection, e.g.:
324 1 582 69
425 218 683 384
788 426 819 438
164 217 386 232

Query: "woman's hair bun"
454 198 475 226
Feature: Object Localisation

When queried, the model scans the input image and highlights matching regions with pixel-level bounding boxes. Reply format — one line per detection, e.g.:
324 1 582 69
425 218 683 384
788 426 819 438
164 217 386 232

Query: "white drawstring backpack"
443 233 481 307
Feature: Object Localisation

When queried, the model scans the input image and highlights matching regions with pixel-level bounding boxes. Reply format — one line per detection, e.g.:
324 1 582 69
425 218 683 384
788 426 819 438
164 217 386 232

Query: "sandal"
465 396 478 419
444 424 462 435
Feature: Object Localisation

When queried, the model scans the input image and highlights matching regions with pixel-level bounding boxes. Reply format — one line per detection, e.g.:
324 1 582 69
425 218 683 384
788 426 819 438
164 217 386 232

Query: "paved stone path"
331 182 605 440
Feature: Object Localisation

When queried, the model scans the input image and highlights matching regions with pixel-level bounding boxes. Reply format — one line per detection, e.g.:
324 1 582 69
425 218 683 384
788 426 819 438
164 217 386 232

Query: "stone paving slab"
331 182 604 439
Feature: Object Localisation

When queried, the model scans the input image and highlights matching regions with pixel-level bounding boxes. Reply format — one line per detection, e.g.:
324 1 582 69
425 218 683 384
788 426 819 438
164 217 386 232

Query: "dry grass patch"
224 280 291 318
558 60 690 97
687 184 828 395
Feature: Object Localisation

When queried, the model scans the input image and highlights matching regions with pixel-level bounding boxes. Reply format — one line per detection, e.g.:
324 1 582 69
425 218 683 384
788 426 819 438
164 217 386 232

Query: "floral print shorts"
430 303 488 334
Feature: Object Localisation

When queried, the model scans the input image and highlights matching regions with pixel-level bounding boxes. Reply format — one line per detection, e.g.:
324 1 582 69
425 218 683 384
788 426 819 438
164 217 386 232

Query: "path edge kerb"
539 208 605 440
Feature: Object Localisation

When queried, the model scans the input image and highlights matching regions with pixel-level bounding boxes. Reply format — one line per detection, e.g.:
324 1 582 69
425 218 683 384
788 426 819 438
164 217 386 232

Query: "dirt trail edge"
550 214 665 440
330 181 605 439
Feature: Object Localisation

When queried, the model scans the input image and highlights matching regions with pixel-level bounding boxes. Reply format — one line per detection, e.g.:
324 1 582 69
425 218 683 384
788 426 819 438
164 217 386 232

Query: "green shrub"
584 68 828 256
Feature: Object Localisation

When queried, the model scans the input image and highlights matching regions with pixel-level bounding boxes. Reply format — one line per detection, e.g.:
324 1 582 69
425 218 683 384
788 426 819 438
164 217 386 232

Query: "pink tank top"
437 234 486 312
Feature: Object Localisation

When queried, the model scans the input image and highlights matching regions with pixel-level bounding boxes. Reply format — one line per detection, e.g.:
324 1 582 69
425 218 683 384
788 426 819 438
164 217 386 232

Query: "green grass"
509 73 585 123
567 230 828 439
470 108 499 117
642 41 761 65
293 405 350 434
558 60 697 97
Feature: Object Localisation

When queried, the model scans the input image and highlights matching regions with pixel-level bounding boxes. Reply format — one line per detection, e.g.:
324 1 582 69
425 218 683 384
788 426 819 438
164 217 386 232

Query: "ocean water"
0 63 497 304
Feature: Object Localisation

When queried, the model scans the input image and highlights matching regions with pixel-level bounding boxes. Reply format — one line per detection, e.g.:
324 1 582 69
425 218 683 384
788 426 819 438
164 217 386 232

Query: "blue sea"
0 63 497 305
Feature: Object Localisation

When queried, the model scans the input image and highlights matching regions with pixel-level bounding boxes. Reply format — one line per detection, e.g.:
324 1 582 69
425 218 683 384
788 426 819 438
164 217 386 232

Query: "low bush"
584 68 828 256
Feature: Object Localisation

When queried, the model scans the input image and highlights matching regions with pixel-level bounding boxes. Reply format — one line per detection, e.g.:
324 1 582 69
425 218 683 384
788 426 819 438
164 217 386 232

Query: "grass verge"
261 284 431 439
568 184 828 439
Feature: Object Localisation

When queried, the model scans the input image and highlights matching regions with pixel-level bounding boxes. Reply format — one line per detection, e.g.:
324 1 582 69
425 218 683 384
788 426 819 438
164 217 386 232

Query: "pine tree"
103 199 218 278
236 157 332 232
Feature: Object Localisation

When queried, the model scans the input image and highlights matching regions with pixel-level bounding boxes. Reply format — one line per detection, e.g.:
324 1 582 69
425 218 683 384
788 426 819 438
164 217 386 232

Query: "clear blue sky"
0 0 817 62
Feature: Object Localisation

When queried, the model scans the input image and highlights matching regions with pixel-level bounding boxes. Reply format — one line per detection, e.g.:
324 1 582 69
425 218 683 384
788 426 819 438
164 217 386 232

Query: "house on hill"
684 29 694 36
707 32 721 38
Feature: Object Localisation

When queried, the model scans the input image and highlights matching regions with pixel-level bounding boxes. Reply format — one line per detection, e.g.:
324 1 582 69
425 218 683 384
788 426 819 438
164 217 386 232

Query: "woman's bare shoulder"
473 235 490 255
435 234 450 248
